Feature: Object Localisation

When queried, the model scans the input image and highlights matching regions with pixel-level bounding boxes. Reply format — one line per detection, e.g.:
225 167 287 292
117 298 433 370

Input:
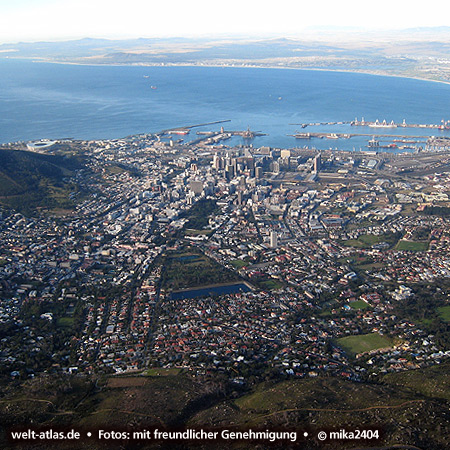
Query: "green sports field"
337 333 394 356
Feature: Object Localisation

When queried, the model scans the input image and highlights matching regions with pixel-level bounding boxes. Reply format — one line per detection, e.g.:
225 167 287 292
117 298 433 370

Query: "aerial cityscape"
0 2 449 450
1 115 449 448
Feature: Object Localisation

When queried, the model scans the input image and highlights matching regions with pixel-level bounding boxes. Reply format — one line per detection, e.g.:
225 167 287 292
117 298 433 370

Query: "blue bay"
1 59 450 149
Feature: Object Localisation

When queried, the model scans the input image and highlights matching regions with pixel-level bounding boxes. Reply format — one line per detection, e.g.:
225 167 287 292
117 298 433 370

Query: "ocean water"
1 59 450 150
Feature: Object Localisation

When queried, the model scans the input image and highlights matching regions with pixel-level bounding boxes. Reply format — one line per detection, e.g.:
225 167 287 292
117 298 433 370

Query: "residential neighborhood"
0 134 449 383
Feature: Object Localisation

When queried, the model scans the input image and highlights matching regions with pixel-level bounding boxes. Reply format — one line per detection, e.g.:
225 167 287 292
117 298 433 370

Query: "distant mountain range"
1 29 450 82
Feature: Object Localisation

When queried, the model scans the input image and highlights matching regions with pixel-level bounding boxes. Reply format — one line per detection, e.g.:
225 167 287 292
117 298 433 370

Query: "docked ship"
368 119 397 128
439 120 450 130
293 132 311 139
168 129 190 135
368 137 397 149
393 139 419 143
368 137 379 148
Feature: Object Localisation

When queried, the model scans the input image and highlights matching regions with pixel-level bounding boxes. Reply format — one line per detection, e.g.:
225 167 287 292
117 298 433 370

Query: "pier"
226 127 267 138
289 118 450 131
289 132 430 140
157 120 232 136
289 121 352 128
154 118 449 150
351 118 450 130
188 126 266 146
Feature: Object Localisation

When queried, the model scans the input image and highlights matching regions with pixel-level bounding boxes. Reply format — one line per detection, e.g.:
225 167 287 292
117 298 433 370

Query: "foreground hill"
0 362 448 449
0 148 84 214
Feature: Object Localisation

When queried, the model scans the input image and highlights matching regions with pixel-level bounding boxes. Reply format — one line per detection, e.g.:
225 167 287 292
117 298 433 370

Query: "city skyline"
0 1 449 445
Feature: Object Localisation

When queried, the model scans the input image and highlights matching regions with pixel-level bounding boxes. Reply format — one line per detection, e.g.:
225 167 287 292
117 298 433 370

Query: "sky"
0 0 448 44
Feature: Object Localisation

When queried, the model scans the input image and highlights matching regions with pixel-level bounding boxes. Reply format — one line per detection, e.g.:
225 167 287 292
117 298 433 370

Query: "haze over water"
1 59 450 150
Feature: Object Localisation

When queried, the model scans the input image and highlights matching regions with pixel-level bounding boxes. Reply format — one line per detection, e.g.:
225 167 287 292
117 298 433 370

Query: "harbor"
283 118 450 152
156 119 232 138
351 117 450 130
286 119 450 151
291 118 450 130
161 125 268 147
152 117 450 153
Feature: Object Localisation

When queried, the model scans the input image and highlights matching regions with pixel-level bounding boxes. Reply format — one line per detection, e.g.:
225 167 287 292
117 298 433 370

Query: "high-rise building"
189 180 203 195
225 164 235 180
212 155 220 170
270 231 278 248
237 191 243 205
313 154 321 173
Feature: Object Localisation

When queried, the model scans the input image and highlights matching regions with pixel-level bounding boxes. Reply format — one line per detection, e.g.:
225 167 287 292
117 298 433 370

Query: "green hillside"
0 148 84 214
0 362 448 449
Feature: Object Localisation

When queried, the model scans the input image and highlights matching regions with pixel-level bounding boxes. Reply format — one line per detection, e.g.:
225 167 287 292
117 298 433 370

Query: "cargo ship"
168 129 190 135
368 119 397 128
293 133 311 139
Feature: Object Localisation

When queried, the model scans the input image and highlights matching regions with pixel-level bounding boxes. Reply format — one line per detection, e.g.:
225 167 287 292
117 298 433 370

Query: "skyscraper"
270 231 278 248
313 154 321 173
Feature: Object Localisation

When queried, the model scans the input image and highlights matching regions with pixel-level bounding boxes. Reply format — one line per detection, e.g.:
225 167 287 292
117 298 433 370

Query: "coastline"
1 57 449 148
3 55 450 87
